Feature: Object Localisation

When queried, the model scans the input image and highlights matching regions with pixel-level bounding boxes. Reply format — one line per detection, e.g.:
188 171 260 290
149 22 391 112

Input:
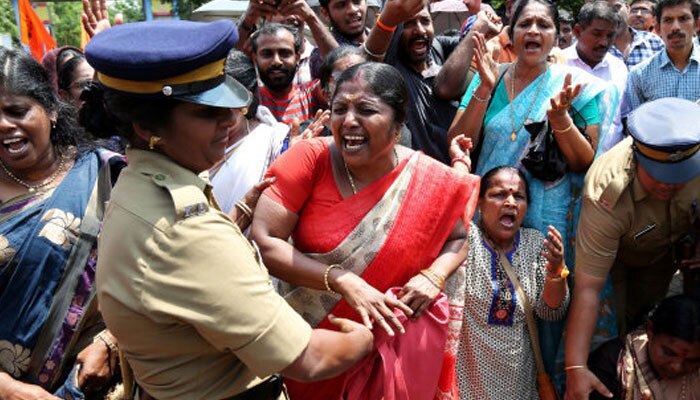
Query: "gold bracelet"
235 200 253 219
324 264 344 294
93 330 118 353
420 269 446 290
471 91 491 103
551 120 574 134
564 365 587 372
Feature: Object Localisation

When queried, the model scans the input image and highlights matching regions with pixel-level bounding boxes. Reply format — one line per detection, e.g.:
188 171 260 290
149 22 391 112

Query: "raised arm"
279 0 339 58
362 0 425 62
434 10 501 101
447 32 499 145
547 73 598 172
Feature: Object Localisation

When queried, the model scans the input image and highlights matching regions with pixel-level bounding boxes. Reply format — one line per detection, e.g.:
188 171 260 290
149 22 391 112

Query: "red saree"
264 139 480 399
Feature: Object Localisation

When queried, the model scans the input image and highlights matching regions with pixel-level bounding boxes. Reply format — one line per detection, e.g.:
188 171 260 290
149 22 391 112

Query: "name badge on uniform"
634 224 656 241
183 202 208 218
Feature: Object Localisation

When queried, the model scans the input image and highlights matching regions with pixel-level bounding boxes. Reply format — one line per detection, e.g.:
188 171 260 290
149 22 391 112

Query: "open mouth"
342 135 368 152
499 210 517 228
411 39 429 55
2 137 29 155
347 15 363 29
524 40 542 51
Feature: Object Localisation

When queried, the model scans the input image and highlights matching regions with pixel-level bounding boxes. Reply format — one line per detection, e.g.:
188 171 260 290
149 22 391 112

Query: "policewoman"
563 97 700 399
86 20 372 400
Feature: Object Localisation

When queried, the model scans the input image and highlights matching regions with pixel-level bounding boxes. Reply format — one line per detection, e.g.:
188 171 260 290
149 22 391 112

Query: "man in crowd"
629 0 658 33
359 0 497 163
309 0 370 77
252 23 323 125
563 2 628 152
564 98 700 400
625 0 700 112
610 0 665 68
559 9 575 49
238 0 339 85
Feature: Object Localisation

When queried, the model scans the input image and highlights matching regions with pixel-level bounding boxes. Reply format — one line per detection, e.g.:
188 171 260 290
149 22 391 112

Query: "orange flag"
18 0 56 60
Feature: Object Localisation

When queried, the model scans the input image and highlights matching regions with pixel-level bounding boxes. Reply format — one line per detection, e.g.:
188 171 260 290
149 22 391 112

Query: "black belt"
230 374 284 400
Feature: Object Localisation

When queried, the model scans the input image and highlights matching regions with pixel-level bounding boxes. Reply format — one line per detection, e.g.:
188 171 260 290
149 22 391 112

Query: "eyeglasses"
630 8 652 15
69 79 94 91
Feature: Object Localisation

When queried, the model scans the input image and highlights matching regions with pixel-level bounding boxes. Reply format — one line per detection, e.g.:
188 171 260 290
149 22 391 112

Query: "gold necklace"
343 148 399 195
509 63 548 142
0 156 66 193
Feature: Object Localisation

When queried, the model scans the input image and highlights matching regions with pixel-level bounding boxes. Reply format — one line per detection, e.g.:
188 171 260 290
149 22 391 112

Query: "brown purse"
498 252 559 400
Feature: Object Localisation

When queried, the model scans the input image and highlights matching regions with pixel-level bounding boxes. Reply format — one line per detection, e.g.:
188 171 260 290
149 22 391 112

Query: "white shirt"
563 45 628 153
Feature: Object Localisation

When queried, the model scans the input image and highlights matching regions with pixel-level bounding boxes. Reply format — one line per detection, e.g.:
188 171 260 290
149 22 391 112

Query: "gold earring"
241 107 248 116
148 136 161 150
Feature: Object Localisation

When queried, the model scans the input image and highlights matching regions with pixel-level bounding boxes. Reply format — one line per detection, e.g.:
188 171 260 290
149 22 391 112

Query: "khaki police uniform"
96 149 312 400
576 137 700 332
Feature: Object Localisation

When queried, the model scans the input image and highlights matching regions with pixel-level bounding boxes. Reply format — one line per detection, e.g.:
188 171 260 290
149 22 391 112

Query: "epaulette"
149 172 209 221
588 144 635 210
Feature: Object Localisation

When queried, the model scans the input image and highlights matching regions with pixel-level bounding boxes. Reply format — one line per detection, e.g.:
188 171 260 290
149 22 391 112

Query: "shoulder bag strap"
498 251 547 376
26 157 113 384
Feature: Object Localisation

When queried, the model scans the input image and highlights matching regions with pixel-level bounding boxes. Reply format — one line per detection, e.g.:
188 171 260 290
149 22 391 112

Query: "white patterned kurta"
456 225 569 400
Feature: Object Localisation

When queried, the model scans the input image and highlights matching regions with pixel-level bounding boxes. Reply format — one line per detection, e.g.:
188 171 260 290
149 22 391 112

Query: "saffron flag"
18 0 56 60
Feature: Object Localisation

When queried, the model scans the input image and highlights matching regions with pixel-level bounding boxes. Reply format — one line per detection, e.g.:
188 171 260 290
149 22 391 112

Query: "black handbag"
520 119 568 182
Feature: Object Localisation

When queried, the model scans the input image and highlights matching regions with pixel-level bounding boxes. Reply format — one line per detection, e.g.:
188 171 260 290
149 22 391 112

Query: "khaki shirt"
577 137 700 278
96 149 311 400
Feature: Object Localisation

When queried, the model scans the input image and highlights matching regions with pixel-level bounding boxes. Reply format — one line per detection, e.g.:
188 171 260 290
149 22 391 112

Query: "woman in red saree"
252 62 480 399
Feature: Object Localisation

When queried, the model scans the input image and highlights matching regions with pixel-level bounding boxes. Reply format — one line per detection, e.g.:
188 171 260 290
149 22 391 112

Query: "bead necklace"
508 62 548 142
343 148 399 195
0 156 66 193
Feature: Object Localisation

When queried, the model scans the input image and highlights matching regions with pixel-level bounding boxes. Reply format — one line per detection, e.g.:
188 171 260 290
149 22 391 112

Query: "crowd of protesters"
1 0 700 399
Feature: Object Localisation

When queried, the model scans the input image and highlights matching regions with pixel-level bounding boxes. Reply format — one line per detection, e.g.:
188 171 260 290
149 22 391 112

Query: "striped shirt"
625 44 700 113
609 28 665 69
259 80 321 125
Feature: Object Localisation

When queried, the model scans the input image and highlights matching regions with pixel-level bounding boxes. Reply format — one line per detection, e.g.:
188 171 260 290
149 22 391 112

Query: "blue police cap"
628 97 700 184
85 20 250 109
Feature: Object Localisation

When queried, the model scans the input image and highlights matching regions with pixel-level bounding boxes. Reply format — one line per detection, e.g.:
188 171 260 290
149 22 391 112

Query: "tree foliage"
111 0 146 24
50 1 82 47
0 0 20 45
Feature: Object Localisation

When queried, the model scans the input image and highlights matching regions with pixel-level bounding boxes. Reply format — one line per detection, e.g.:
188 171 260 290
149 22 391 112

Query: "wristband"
376 15 397 32
564 365 587 372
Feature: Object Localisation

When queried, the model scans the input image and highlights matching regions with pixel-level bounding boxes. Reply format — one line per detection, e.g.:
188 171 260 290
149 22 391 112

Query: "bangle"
362 43 385 59
324 264 344 294
376 15 397 32
451 157 471 172
552 120 574 134
471 91 491 103
547 265 570 282
238 16 257 33
420 269 446 290
564 365 587 372
93 330 118 353
235 200 253 219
